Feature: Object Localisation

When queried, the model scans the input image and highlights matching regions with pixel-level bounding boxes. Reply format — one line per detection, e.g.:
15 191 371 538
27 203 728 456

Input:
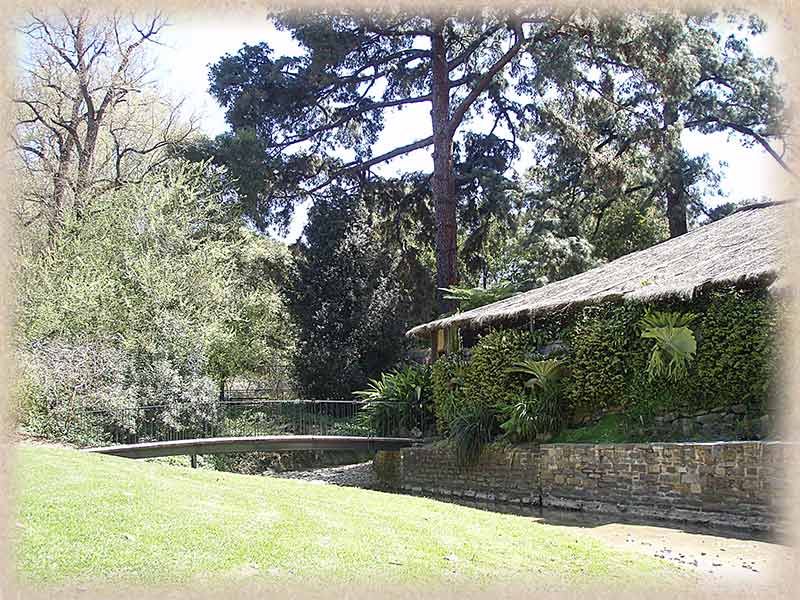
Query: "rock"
696 413 720 426
730 404 747 415
679 418 696 436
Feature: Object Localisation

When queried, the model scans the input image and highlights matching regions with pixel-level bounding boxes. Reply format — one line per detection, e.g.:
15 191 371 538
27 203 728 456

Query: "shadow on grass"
390 491 780 544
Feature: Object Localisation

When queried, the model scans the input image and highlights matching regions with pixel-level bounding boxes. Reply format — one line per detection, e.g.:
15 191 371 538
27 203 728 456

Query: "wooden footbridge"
86 434 418 460
78 398 426 464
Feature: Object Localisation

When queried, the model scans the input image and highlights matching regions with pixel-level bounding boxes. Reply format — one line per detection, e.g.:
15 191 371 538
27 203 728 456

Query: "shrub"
431 351 470 434
448 403 497 467
354 363 433 436
564 304 641 419
461 329 538 410
691 288 778 412
563 286 778 427
13 341 138 446
499 358 568 441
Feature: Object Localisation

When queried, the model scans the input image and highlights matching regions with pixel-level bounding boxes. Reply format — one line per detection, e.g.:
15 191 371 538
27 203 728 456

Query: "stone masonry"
376 441 800 532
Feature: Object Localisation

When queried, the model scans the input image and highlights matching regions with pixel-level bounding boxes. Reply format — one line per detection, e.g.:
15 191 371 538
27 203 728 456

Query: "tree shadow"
402 492 782 544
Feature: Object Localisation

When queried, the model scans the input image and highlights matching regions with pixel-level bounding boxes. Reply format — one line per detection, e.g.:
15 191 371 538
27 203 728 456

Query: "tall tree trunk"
74 120 100 221
663 103 687 237
49 136 73 239
430 21 459 315
665 180 688 237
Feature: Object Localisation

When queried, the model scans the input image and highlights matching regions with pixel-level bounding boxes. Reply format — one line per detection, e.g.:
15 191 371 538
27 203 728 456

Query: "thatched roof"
408 201 792 338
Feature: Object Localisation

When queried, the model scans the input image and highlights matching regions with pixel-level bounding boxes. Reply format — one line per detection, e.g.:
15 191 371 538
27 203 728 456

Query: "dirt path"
550 515 796 594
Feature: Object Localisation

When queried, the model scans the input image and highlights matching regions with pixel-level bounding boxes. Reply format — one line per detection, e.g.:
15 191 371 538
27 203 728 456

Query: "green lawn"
12 446 686 589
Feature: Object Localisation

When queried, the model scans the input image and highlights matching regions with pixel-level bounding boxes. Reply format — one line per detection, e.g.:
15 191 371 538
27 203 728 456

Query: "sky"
151 11 790 243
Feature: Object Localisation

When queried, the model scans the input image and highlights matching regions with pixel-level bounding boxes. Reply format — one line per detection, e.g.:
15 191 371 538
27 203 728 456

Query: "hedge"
431 351 470 434
430 285 780 434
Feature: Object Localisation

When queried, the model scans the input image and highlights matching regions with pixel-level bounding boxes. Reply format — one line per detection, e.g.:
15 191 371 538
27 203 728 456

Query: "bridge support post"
190 454 197 469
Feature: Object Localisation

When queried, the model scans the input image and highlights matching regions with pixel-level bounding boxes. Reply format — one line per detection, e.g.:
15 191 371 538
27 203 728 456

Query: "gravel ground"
266 461 381 489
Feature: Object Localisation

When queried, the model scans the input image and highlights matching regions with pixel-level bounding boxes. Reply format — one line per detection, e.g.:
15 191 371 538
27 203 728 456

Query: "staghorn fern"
638 309 698 382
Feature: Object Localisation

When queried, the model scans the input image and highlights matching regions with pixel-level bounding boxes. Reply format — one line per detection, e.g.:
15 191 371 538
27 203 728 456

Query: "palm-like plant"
448 403 496 467
507 358 566 396
638 310 698 382
500 358 567 440
354 365 431 436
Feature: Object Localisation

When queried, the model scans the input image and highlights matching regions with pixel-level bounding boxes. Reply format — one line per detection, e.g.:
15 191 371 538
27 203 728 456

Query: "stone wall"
376 441 799 532
400 445 540 504
648 405 772 441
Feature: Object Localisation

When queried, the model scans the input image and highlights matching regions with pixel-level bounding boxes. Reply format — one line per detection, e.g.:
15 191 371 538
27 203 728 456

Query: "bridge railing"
73 398 429 448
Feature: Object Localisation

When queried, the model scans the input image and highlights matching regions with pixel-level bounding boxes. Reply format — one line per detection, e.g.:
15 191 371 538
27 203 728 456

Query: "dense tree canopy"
206 6 786 313
523 11 787 237
14 162 296 434
288 192 406 399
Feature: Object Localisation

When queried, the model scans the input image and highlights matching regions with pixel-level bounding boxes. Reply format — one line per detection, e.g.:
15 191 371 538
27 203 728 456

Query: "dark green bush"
623 287 778 422
354 363 433 436
564 304 643 419
461 329 538 410
692 288 778 412
448 403 497 467
431 351 470 434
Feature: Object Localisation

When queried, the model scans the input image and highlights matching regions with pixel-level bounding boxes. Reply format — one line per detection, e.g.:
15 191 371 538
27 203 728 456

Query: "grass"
11 445 685 588
551 414 641 444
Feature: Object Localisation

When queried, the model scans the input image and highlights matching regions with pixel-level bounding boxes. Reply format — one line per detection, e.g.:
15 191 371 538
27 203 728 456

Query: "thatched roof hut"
408 201 792 340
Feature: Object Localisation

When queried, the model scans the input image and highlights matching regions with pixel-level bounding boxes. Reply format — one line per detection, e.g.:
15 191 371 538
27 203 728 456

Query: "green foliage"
462 329 538 411
354 364 433 436
288 194 409 399
691 288 779 412
448 403 497 467
477 206 600 289
440 281 522 313
496 393 539 443
498 359 567 441
508 358 567 394
13 162 297 443
431 351 470 434
564 305 641 418
638 310 698 382
429 287 777 443
523 12 786 239
561 288 777 425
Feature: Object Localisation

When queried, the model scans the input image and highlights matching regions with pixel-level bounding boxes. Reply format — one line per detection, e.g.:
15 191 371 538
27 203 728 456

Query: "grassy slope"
12 446 684 588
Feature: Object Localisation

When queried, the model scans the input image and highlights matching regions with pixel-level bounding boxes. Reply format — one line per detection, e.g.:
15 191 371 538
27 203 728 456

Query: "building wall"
377 441 799 532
